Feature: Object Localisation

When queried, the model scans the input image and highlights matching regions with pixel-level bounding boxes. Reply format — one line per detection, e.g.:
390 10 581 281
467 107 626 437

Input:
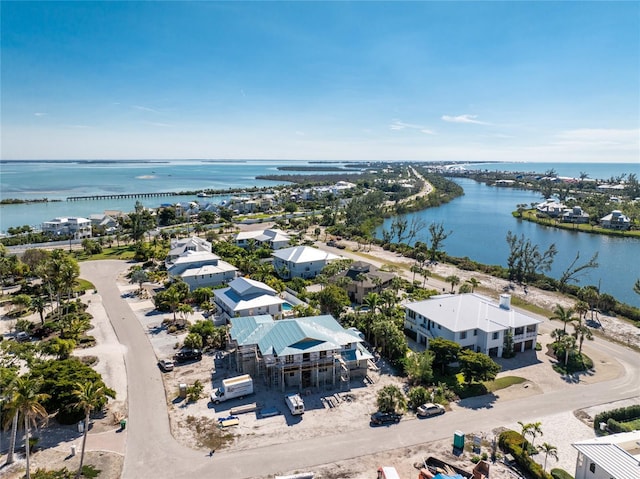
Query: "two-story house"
272 246 340 279
600 210 631 230
214 277 285 321
42 217 92 239
167 250 237 290
404 293 542 357
228 314 372 391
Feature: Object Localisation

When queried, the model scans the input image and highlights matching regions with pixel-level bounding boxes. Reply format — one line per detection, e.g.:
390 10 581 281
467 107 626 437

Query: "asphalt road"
81 260 640 479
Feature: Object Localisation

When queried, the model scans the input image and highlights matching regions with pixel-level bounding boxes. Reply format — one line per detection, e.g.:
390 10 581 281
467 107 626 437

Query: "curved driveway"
81 260 640 479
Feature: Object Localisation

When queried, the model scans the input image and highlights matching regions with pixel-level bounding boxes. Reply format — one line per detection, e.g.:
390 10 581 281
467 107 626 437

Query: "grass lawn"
455 373 526 398
75 278 96 292
75 245 137 261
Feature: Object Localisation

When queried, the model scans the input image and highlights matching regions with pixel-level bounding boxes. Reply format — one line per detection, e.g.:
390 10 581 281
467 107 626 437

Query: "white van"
285 393 305 415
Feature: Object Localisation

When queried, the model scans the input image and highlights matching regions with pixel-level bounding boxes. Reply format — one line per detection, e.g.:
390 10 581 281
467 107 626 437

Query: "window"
526 325 536 333
285 355 294 364
492 332 499 340
460 331 467 340
303 353 310 362
319 350 326 358
474 329 478 336
514 327 524 335
589 463 596 473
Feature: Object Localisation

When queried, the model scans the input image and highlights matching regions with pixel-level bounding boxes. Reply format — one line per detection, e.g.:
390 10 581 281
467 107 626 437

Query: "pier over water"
67 192 178 201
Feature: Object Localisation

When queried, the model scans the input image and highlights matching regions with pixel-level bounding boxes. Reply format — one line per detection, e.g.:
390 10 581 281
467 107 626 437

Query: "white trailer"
210 374 254 404
285 393 305 415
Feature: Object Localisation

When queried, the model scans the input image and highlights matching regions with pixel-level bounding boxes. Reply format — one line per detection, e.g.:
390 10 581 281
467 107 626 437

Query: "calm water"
378 178 640 308
2 160 639 307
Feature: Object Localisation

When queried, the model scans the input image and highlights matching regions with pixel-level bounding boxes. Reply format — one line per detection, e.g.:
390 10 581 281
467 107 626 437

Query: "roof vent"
499 294 511 310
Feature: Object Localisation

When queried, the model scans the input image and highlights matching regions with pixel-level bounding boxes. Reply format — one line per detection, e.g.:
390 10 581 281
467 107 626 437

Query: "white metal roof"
573 431 640 479
405 293 542 332
272 245 340 264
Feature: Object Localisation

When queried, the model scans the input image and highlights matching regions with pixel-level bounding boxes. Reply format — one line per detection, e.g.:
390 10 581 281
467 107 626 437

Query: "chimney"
499 294 511 310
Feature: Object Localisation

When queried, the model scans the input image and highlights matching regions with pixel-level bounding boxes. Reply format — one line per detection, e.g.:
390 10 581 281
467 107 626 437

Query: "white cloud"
133 105 160 113
390 119 436 135
34 112 47 117
441 114 489 125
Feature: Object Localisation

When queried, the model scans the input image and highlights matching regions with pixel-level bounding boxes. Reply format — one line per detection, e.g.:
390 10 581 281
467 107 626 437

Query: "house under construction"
227 314 373 391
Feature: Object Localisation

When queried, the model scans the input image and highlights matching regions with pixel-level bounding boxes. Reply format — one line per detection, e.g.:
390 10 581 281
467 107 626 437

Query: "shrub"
499 430 551 479
593 405 640 433
550 469 574 479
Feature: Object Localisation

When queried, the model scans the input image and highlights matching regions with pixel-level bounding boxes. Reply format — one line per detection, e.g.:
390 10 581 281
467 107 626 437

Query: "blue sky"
1 1 638 162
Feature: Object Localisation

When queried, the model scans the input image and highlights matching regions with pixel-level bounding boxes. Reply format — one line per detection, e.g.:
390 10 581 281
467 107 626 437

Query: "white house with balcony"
272 245 340 279
42 217 92 239
572 431 640 479
214 277 285 321
165 236 212 267
600 210 631 230
228 314 372 391
167 250 237 290
404 293 542 357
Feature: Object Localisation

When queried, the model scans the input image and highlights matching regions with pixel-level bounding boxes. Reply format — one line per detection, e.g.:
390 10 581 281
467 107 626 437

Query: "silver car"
416 403 445 418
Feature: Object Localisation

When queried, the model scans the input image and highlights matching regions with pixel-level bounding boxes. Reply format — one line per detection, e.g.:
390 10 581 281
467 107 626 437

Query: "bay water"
1 160 638 307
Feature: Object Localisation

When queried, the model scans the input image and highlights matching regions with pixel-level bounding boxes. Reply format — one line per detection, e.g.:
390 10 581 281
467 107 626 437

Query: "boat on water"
197 192 209 197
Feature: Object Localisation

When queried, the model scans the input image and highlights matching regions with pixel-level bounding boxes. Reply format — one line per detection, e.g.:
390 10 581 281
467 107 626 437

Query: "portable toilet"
453 430 465 450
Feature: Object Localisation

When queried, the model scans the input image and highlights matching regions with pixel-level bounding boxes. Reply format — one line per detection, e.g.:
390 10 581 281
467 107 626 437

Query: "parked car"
174 348 202 363
16 331 30 342
158 359 175 372
326 240 337 247
335 243 346 249
416 403 445 418
370 411 402 426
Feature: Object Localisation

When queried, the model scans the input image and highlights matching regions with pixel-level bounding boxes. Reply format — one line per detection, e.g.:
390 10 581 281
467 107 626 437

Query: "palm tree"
466 277 480 293
13 376 49 479
165 287 183 321
72 382 110 479
550 304 575 334
574 301 589 323
573 321 593 355
3 381 19 466
31 295 47 325
517 421 533 451
538 442 558 472
376 385 407 414
445 275 460 293
634 279 640 296
557 334 576 365
528 421 543 448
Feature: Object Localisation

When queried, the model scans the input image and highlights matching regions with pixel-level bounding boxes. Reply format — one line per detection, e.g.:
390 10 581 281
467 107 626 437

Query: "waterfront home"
165 236 212 267
272 245 340 279
536 199 566 218
404 293 541 357
214 277 285 321
332 261 395 304
167 250 237 290
42 217 92 239
228 314 372 391
572 431 640 479
235 228 291 250
600 210 631 230
88 213 120 234
561 206 590 224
